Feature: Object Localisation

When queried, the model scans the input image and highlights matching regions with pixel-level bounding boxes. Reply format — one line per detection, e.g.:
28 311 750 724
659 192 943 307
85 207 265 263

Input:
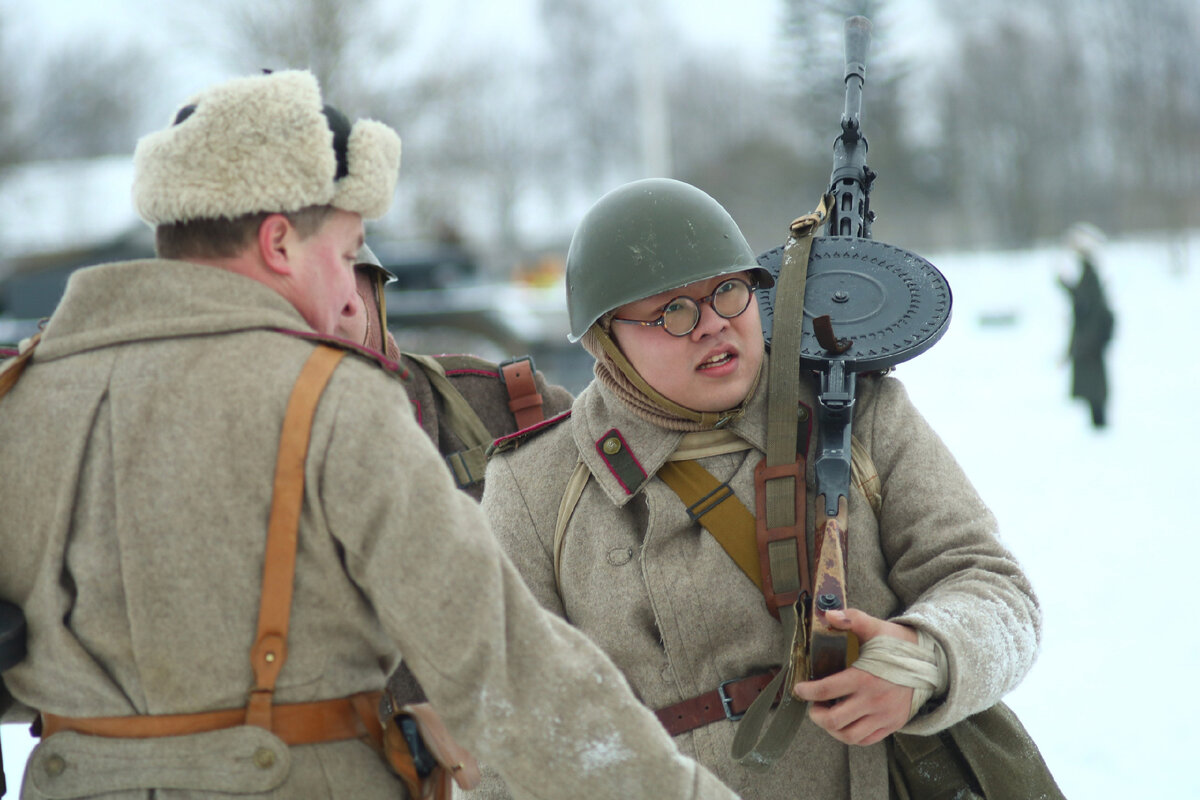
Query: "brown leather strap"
0 333 40 402
41 691 383 747
500 357 544 429
247 345 346 729
655 671 778 736
36 345 375 752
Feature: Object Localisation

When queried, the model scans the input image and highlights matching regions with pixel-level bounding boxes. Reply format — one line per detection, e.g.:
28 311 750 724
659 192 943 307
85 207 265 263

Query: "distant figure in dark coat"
1059 223 1115 429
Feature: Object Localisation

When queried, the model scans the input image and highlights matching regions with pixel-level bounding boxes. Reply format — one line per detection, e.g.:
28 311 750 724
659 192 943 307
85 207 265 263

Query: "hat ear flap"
333 120 402 220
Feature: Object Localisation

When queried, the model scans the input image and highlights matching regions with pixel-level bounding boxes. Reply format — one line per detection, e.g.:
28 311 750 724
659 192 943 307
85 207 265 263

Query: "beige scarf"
580 321 761 432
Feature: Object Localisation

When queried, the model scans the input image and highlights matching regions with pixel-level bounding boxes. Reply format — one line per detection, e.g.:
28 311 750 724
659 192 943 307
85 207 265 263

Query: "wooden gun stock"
804 496 859 681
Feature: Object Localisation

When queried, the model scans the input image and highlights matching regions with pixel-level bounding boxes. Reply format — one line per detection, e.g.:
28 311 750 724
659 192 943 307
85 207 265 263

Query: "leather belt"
656 670 778 737
40 690 383 748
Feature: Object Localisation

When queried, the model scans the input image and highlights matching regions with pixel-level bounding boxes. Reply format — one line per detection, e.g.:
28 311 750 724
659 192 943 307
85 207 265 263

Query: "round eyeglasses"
612 277 755 337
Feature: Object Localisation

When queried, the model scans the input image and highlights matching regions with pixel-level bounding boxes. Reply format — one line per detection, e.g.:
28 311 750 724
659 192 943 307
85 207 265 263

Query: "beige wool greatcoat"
0 259 739 800
477 358 1042 799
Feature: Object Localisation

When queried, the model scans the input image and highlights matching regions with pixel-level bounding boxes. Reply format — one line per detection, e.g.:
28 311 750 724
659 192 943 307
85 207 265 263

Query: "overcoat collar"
35 259 311 361
571 353 772 507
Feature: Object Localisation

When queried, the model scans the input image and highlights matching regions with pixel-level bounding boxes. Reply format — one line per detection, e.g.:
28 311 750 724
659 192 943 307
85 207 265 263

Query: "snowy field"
4 231 1197 795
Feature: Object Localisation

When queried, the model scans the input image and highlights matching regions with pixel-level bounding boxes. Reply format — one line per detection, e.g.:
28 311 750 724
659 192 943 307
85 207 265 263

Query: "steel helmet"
353 244 397 339
564 178 773 342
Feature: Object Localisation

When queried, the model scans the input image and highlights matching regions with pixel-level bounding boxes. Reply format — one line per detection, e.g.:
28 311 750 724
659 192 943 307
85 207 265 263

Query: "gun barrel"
843 16 872 84
827 15 875 239
841 16 872 129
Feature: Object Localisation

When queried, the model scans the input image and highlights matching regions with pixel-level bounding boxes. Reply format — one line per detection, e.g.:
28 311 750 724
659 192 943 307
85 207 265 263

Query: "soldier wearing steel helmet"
0 75 740 800
337 243 572 502
471 178 1042 799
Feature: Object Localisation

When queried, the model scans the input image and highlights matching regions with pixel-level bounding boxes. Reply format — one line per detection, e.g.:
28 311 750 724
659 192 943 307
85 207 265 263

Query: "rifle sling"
736 197 830 768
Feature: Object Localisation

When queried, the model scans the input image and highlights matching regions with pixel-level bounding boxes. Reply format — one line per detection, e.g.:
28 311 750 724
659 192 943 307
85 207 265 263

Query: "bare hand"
791 608 917 746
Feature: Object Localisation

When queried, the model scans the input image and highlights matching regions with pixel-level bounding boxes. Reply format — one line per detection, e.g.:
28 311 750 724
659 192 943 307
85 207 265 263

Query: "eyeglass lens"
661 279 752 336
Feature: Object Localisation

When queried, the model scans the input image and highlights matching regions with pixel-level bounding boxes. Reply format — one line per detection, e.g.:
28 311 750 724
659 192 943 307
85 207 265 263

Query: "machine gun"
733 17 953 769
757 17 952 681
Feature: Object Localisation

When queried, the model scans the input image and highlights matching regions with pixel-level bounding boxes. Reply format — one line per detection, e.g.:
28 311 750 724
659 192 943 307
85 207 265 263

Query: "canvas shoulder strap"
552 436 880 593
404 353 495 488
658 460 762 591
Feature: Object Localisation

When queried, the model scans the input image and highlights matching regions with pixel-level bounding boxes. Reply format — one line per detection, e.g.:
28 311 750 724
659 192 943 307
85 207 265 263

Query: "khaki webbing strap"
247 345 346 730
553 461 592 596
499 357 545 430
736 196 830 768
0 333 41 402
658 461 762 591
730 601 809 769
850 435 882 516
406 353 495 488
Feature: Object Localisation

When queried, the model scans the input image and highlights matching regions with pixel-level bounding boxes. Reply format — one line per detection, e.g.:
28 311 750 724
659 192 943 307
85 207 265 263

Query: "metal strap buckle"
718 678 745 722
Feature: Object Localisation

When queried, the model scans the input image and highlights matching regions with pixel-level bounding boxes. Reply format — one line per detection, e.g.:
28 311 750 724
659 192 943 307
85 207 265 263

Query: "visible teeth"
701 353 730 366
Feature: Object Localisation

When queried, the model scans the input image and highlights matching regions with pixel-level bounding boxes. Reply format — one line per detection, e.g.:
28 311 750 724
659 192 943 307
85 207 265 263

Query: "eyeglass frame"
610 277 756 337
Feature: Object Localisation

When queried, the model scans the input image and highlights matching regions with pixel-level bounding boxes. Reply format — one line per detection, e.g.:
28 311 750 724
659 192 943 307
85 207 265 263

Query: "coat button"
254 747 277 769
606 547 633 566
602 437 621 455
797 405 810 422
44 754 66 776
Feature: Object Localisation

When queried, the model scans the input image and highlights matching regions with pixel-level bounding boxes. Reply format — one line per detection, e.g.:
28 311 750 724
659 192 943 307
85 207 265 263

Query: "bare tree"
0 12 156 168
925 0 1200 247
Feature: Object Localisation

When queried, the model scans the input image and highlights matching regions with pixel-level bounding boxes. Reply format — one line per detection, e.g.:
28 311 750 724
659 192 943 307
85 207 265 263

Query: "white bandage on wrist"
851 629 949 718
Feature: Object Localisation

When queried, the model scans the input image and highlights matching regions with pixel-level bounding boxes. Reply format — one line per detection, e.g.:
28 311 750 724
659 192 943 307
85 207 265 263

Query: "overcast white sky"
12 0 942 80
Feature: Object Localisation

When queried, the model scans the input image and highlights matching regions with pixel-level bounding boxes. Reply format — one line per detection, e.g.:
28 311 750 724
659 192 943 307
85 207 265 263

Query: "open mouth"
697 352 735 371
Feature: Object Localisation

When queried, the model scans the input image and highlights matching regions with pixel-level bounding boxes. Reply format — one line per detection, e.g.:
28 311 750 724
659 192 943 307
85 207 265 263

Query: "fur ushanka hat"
132 70 401 225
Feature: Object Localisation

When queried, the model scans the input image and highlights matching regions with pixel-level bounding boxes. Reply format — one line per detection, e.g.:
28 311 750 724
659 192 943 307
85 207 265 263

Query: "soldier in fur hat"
0 72 740 800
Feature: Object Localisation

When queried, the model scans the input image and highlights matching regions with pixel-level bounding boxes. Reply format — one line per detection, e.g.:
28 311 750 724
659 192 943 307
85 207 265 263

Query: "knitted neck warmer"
581 322 761 432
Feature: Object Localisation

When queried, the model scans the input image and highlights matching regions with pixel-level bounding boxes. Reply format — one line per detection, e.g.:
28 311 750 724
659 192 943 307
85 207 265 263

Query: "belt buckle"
718 678 744 722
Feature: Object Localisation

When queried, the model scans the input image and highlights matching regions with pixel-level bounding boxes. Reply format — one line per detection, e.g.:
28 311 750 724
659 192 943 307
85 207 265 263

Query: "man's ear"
258 214 295 276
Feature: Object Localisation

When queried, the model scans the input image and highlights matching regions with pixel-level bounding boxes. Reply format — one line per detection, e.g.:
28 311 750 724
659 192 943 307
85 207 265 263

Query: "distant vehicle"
0 226 154 344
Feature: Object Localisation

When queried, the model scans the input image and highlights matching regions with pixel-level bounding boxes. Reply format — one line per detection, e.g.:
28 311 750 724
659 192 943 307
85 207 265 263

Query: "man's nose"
689 300 728 339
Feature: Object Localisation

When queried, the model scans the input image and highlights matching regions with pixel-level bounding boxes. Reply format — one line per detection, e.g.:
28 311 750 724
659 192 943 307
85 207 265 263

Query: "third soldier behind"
333 245 573 796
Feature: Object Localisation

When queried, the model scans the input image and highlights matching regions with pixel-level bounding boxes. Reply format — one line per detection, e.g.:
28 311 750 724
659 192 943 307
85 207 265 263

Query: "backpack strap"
553 460 592 597
498 356 545 430
404 353 494 489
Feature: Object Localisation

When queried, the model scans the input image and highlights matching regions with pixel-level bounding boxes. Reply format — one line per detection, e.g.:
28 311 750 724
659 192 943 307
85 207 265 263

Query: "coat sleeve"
313 366 736 800
858 376 1042 735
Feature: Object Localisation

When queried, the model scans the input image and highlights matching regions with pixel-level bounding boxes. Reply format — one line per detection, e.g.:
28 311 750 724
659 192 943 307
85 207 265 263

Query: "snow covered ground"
4 231 1197 795
893 232 1199 799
